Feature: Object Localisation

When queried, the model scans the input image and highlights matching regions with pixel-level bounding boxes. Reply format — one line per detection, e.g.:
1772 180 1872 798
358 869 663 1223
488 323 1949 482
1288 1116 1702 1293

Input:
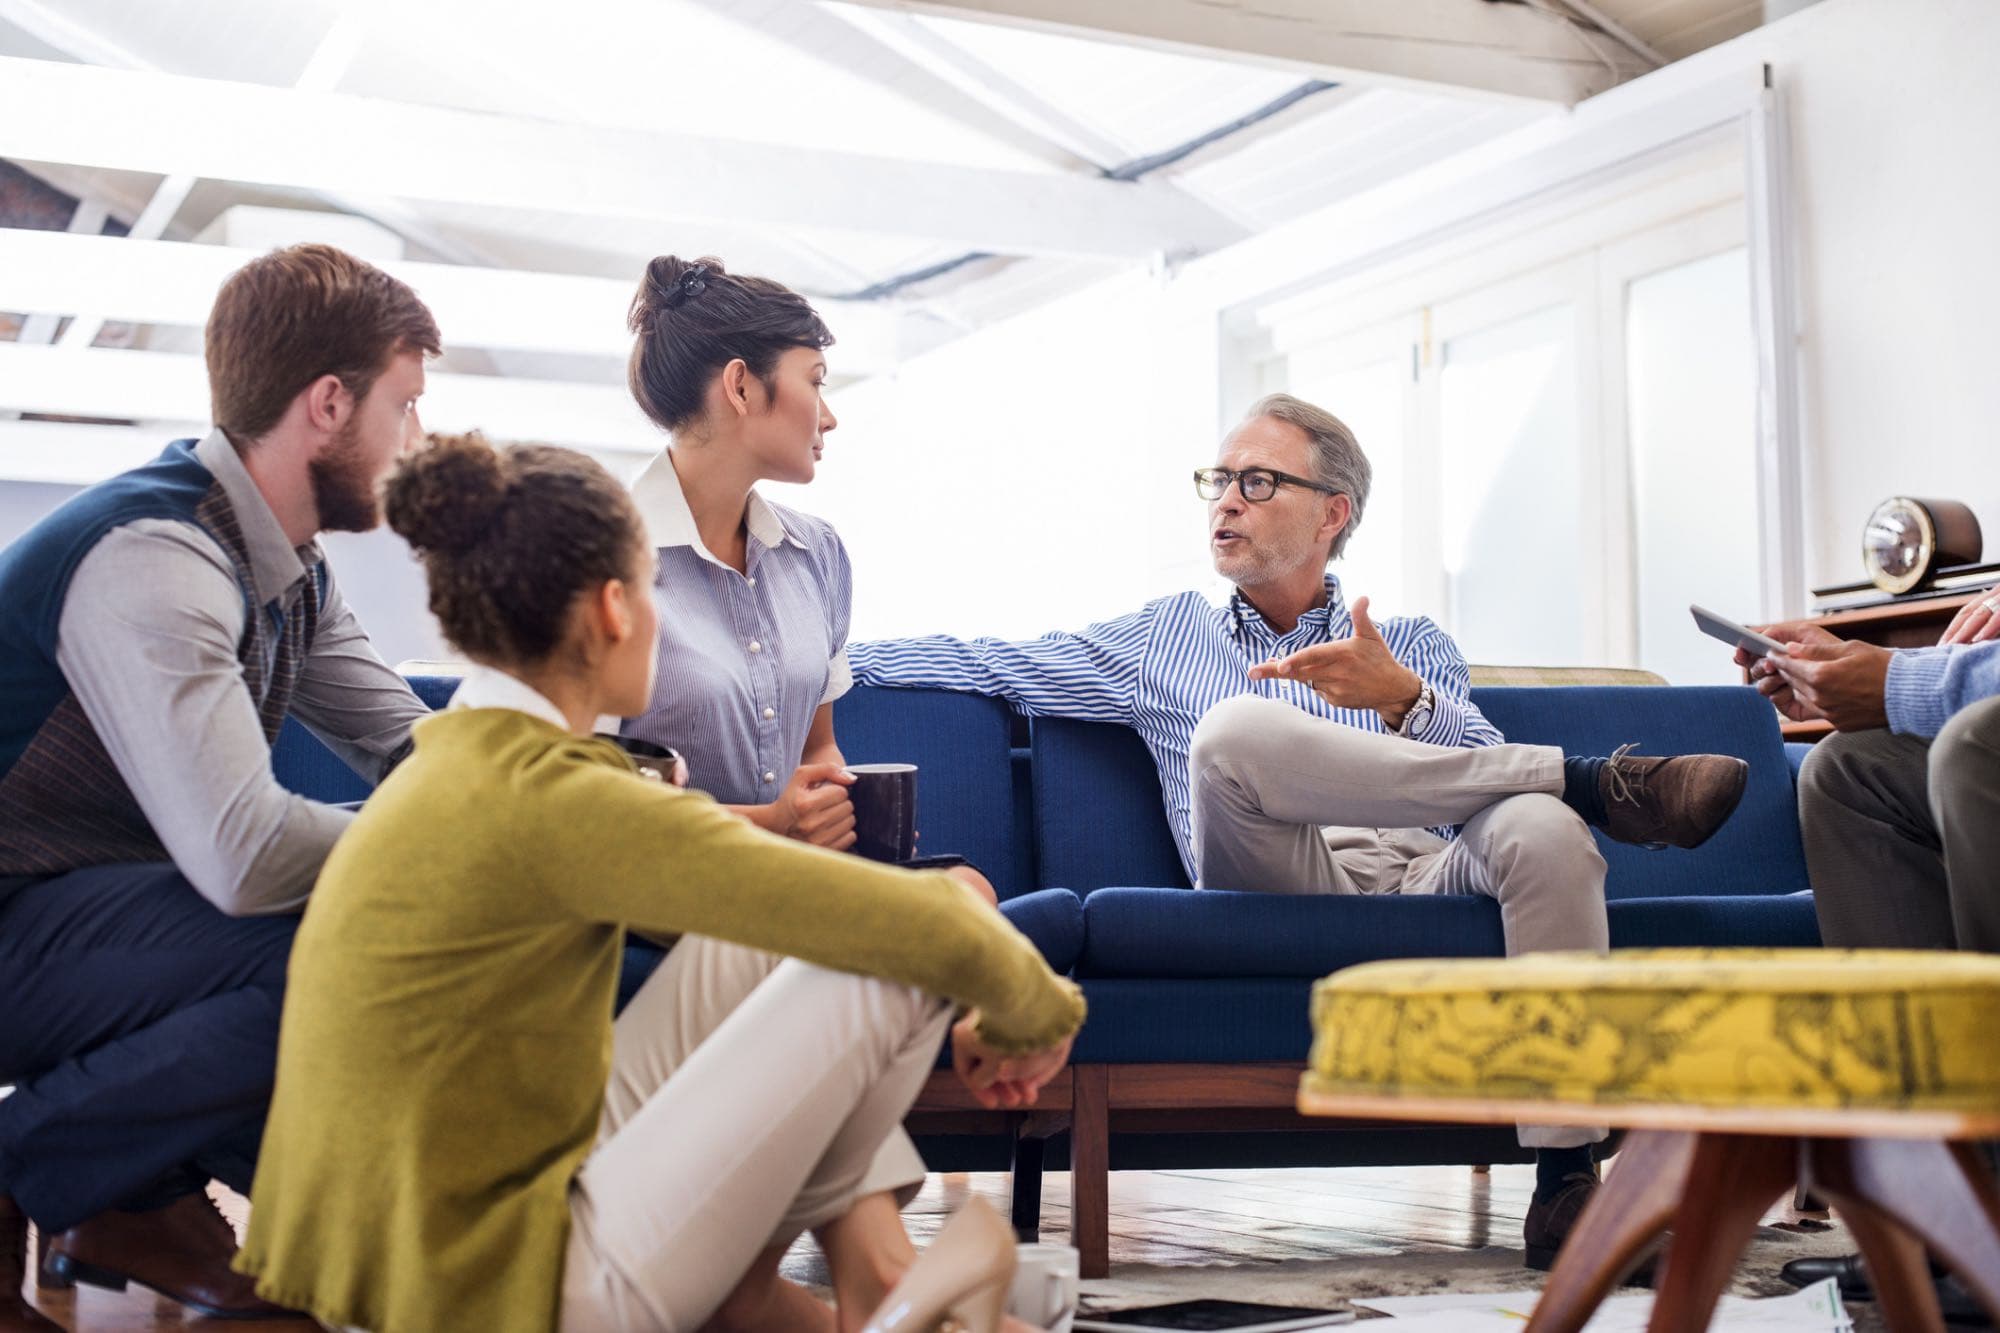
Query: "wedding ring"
1984 597 2000 613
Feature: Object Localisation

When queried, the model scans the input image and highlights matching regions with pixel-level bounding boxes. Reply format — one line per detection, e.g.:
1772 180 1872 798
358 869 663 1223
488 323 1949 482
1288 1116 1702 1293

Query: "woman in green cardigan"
236 434 1083 1333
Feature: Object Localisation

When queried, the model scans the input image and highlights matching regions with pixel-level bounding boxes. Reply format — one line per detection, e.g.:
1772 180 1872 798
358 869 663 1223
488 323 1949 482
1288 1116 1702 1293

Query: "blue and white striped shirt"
848 575 1503 881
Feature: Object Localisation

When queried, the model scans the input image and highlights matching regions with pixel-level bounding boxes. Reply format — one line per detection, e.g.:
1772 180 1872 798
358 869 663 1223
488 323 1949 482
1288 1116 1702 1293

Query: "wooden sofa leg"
1011 1123 1045 1244
1071 1065 1110 1280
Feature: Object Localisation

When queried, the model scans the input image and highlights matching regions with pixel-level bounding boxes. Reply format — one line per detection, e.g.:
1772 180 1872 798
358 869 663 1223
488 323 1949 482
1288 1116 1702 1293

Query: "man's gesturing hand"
1246 596 1424 729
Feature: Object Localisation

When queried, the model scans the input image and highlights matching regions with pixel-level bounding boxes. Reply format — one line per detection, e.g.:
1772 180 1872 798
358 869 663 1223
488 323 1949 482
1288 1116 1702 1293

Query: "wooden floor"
16 1164 1843 1330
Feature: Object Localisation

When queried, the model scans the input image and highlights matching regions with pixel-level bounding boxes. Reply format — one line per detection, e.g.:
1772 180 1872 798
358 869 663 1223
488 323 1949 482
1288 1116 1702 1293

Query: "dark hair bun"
629 254 727 336
384 431 508 554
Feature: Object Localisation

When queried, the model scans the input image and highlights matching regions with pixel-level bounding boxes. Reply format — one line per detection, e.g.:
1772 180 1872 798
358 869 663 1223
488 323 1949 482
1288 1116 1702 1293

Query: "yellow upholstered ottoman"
1297 950 2000 1332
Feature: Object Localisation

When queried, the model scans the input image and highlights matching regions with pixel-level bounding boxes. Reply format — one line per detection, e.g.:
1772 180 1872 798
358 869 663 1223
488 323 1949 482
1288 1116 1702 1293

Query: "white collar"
448 664 573 732
628 449 803 569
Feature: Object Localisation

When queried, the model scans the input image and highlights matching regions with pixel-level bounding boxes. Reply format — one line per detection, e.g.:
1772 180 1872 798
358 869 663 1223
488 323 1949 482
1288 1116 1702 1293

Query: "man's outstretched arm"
847 606 1153 724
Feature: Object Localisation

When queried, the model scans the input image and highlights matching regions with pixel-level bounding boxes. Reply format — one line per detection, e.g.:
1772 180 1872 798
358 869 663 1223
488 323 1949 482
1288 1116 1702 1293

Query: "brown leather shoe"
43 1192 308 1321
1597 745 1749 850
0 1196 61 1331
1523 1173 1660 1287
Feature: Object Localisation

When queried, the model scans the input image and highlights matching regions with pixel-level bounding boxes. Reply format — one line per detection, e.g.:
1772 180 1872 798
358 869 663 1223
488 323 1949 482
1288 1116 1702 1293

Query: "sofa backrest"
1031 716 1192 892
832 687 1028 898
1471 685 1810 899
1026 684 1809 900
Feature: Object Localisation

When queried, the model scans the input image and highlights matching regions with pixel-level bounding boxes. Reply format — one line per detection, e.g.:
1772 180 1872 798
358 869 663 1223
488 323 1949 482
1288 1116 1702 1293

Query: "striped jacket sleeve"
847 606 1154 724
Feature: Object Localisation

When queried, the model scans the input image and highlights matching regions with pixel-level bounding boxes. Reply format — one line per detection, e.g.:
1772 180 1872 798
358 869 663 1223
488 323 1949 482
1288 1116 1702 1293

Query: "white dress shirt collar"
448 664 573 732
629 449 805 568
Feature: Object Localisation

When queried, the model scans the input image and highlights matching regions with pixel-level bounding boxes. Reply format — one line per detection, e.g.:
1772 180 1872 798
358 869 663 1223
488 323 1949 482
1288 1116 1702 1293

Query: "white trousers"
559 937 952 1332
1189 695 1609 1149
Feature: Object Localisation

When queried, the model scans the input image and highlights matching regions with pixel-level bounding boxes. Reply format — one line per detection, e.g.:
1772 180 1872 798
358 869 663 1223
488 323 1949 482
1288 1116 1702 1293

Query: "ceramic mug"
847 762 918 862
1007 1242 1079 1333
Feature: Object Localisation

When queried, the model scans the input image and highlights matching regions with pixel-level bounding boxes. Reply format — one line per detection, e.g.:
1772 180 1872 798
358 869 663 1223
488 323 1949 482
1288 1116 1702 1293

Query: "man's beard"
309 418 382 534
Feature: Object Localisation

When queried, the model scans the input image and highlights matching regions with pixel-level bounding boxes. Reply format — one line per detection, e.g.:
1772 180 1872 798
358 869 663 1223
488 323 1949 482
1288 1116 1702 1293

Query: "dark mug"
600 734 685 786
847 763 918 863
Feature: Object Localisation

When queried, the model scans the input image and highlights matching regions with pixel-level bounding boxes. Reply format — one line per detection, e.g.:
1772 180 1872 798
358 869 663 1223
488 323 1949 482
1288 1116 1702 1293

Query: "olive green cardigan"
237 708 1084 1333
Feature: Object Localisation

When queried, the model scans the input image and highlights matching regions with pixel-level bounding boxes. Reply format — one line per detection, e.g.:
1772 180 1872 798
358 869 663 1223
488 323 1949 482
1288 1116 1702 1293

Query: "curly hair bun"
384 431 508 554
629 254 727 335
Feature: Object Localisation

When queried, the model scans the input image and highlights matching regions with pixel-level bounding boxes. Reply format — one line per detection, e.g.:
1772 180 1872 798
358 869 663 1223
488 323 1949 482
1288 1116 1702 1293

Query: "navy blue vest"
0 441 322 876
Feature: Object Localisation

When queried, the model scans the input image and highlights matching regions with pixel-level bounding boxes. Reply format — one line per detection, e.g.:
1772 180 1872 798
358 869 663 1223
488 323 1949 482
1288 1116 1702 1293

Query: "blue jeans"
0 863 298 1231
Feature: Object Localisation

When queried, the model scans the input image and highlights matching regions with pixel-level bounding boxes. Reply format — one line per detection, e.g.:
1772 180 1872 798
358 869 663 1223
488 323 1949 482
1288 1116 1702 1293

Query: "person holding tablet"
237 432 1082 1333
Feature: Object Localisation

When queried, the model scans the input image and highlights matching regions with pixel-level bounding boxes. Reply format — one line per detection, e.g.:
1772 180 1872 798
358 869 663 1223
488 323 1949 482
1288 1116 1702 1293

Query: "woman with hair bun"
617 256 1009 1277
620 256 985 885
236 432 1080 1333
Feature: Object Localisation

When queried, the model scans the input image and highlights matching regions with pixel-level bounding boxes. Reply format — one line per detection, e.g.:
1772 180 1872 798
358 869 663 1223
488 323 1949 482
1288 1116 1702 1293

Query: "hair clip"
663 264 710 310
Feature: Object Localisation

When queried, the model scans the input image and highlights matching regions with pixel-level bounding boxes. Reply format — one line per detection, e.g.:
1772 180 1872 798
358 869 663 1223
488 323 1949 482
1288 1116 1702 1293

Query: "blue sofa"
274 678 1818 1277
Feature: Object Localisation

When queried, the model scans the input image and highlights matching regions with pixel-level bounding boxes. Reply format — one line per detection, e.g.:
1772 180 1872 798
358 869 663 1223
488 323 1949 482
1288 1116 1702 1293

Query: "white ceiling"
0 0 1782 386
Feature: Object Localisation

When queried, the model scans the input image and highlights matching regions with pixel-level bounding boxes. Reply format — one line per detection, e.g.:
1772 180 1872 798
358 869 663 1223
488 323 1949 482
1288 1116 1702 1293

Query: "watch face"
1863 498 1933 593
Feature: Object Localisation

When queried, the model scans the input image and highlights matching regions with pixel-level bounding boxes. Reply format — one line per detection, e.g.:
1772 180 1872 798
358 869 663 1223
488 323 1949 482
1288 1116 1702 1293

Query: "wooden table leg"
1808 1138 2000 1325
1525 1130 1693 1333
1829 1192 1942 1333
1646 1133 1797 1333
1070 1065 1110 1280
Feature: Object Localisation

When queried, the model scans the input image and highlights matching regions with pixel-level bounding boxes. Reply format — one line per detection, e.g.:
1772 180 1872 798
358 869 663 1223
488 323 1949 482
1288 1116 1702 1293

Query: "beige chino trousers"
1188 695 1609 1149
559 937 952 1332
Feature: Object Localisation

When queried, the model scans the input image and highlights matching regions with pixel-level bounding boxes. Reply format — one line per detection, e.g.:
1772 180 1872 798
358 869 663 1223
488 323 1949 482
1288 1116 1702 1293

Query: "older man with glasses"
848 392 1751 1273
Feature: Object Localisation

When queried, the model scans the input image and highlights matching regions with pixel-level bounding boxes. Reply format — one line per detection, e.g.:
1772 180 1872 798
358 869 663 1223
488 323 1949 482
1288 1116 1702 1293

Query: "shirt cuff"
820 648 854 707
1884 648 1950 738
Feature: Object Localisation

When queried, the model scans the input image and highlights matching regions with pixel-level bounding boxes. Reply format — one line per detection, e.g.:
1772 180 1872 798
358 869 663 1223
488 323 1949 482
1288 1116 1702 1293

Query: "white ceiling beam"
0 55 1245 261
0 230 911 375
0 420 196 486
831 0 1653 106
0 345 664 454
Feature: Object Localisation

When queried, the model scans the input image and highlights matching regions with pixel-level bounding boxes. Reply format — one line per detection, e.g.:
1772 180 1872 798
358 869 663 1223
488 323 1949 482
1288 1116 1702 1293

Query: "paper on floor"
1353 1276 1850 1331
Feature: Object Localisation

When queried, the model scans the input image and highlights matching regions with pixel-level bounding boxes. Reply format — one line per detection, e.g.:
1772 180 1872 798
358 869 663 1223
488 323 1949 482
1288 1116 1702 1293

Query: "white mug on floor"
1007 1243 1079 1332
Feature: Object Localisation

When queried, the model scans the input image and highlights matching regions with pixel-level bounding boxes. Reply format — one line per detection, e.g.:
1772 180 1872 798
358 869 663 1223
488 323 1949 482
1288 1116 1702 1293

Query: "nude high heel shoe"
862 1196 1020 1333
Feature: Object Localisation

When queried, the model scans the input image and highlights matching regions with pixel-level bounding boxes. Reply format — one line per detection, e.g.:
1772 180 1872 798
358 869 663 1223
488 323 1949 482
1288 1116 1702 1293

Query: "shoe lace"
1603 742 1643 807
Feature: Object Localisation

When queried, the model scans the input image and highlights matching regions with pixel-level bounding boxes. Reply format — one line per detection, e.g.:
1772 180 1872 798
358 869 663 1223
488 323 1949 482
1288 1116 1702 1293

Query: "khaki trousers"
1188 695 1609 1149
559 937 952 1332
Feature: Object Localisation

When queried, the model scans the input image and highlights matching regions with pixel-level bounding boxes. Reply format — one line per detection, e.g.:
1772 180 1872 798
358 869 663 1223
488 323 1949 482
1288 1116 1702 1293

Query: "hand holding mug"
767 762 857 851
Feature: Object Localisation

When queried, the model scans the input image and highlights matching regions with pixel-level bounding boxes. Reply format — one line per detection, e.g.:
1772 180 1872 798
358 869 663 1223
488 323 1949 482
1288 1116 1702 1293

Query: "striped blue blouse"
620 451 853 807
847 575 1502 881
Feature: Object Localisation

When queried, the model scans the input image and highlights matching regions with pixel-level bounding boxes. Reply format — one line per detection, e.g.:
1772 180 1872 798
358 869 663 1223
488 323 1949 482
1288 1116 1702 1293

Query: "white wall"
767 268 1233 641
1753 0 2000 586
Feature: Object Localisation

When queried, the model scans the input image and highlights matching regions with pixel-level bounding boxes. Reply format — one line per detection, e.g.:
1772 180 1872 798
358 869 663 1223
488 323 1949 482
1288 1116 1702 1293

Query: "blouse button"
763 771 776 784
762 707 776 720
748 640 762 653
748 576 758 587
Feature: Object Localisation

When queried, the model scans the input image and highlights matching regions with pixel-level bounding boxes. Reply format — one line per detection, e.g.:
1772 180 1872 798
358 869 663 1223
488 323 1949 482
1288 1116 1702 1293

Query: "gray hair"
1241 393 1371 559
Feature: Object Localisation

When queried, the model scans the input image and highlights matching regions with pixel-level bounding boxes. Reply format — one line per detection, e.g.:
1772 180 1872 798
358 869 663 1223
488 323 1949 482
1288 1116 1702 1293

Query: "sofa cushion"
999 887 1086 976
835 686 1026 898
1472 686 1811 900
1076 887 1820 979
1031 718 1191 894
1072 977 1317 1063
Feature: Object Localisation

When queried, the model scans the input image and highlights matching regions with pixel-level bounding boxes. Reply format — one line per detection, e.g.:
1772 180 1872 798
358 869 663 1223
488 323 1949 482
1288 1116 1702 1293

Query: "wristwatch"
1397 681 1436 739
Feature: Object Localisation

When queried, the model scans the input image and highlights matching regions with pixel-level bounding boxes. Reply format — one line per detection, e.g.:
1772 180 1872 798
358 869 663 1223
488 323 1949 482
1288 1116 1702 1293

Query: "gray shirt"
54 430 428 916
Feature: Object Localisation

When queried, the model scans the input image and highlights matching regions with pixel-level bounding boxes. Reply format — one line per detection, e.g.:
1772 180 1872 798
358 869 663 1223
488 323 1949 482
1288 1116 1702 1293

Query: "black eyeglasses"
1193 467 1339 503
